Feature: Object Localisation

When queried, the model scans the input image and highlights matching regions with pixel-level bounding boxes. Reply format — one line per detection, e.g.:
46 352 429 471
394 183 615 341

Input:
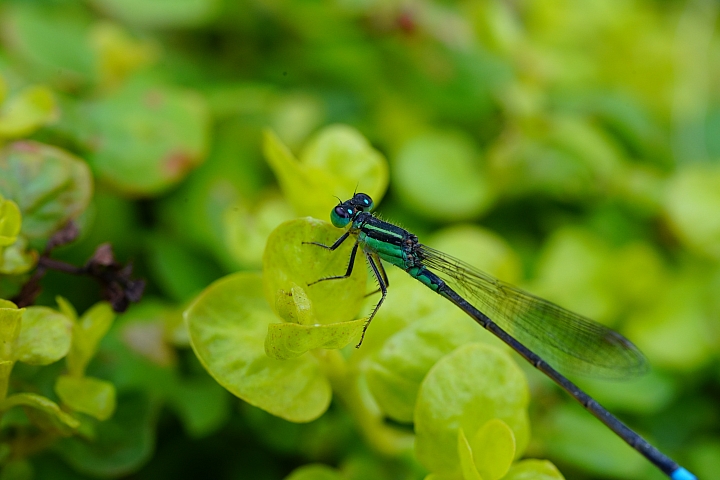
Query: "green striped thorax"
330 193 374 228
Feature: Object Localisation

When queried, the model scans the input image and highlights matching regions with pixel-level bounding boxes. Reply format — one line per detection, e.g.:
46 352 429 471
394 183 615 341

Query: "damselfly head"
330 203 357 228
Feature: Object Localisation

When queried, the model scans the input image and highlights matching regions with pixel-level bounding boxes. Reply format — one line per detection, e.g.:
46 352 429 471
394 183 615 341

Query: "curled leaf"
458 428 483 480
263 125 389 220
263 218 366 326
265 319 366 360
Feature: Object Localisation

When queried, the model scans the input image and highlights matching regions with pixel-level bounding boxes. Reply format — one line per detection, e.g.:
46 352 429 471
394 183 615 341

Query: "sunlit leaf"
458 428 483 480
469 419 515 480
366 307 491 423
262 218 366 326
185 272 331 422
415 343 530 475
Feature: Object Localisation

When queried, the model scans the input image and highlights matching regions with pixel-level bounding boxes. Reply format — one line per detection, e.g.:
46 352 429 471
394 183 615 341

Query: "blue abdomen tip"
671 467 697 480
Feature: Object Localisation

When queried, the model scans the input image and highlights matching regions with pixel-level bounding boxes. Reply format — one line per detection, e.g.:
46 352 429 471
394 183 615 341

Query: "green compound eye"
330 204 355 228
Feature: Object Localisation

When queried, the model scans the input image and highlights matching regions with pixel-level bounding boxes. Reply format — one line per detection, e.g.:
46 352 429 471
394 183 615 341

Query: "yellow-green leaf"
263 125 388 220
393 131 494 222
503 460 566 480
0 196 21 247
66 302 115 377
55 375 117 421
265 319 365 360
458 428 483 480
0 300 23 361
470 419 516 480
0 237 37 275
275 283 317 326
0 392 79 434
415 343 530 475
263 217 366 326
15 306 72 366
185 272 331 422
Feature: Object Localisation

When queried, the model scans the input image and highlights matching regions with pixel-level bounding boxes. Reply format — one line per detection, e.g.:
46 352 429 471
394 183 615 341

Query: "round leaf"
15 306 72 365
0 141 92 240
263 217 366 326
415 343 530 475
76 79 210 196
55 375 117 421
366 307 491 423
185 272 331 422
470 419 516 480
393 132 494 221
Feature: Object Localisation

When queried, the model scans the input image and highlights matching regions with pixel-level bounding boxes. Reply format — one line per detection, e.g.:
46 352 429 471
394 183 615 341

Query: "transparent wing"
419 245 648 378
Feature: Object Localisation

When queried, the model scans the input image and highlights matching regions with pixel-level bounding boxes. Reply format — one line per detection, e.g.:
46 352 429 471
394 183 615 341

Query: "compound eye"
336 205 352 218
330 205 355 228
353 193 374 211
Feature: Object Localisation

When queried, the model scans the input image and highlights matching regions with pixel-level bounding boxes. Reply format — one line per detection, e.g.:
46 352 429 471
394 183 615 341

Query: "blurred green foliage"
0 0 718 479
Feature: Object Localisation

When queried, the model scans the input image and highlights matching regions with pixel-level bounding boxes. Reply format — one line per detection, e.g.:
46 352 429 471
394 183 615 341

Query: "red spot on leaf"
164 150 194 178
